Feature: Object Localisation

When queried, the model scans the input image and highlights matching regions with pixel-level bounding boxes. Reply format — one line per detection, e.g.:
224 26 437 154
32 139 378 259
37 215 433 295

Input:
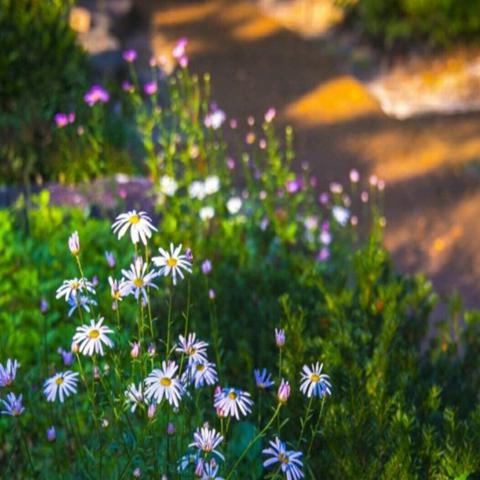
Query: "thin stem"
225 404 282 479
18 423 36 477
297 396 314 449
166 287 174 359
307 397 325 454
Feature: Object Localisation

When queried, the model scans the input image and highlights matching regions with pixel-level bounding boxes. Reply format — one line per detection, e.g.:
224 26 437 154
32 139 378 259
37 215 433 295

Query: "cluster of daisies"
0 359 24 417
2 209 333 480
158 172 243 221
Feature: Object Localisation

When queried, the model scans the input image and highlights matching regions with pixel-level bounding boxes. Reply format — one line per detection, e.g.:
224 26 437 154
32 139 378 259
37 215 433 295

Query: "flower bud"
130 342 140 359
275 328 285 348
68 231 80 256
148 343 156 357
148 403 156 419
47 426 56 442
201 260 212 275
133 467 141 478
277 379 291 403
167 422 175 436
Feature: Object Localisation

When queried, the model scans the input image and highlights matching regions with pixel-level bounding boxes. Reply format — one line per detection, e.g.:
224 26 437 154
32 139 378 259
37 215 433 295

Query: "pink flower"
264 107 276 123
122 49 137 63
84 85 109 106
178 55 188 68
349 169 360 183
172 37 188 59
144 81 157 96
54 113 69 128
122 80 134 93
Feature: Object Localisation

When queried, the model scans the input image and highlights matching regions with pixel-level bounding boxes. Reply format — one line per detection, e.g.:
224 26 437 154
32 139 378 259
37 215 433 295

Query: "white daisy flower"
160 175 178 197
121 257 159 302
204 109 226 130
331 206 350 226
1 392 24 416
188 361 218 388
300 362 332 398
152 243 192 285
204 175 220 195
214 387 253 420
112 210 157 245
175 333 208 365
226 197 242 215
263 437 304 480
108 276 128 303
67 295 96 318
56 278 95 302
0 359 20 387
144 361 183 408
72 317 114 357
189 181 206 200
189 425 224 461
199 206 215 221
44 371 79 403
124 383 147 412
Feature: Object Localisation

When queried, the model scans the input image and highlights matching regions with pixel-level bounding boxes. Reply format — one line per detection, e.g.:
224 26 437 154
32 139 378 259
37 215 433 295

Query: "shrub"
1 43 480 478
339 0 480 48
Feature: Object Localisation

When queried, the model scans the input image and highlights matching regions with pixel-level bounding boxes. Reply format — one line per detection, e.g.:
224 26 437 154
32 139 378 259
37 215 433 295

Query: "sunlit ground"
140 0 480 303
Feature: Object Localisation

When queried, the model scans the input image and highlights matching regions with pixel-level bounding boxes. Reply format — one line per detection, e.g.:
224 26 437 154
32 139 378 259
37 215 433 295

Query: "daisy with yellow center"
72 317 114 357
56 277 95 302
183 360 218 388
112 210 157 245
175 333 208 366
300 362 332 398
144 361 183 408
262 437 304 479
189 425 225 461
152 243 192 285
44 371 79 403
214 387 253 420
121 257 159 302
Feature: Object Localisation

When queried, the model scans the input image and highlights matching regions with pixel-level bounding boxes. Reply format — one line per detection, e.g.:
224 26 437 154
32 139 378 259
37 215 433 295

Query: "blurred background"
3 0 480 306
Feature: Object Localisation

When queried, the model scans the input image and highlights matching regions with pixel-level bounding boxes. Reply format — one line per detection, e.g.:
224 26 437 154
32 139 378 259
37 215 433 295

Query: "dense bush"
339 0 480 48
1 45 480 479
0 0 132 186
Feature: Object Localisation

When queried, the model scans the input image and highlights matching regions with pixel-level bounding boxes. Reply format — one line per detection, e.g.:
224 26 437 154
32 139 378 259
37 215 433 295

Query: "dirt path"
130 0 480 307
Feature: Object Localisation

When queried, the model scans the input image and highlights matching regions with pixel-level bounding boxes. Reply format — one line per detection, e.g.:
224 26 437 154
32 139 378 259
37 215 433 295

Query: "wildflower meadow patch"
1 39 480 480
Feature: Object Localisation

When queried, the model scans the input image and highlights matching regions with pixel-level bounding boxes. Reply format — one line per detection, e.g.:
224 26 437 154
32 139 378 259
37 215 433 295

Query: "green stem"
225 404 282 480
166 287 174 359
297 396 314 449
307 397 325 454
18 423 36 477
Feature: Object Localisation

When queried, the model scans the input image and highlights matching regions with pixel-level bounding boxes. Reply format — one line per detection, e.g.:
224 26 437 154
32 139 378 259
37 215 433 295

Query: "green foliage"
340 0 480 48
1 58 480 479
0 0 87 183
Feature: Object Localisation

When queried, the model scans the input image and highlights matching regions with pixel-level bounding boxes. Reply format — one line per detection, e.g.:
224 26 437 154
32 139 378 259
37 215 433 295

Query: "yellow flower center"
72 281 80 290
55 377 64 385
167 257 178 268
160 377 172 387
228 391 237 400
196 364 205 372
89 329 100 339
311 374 320 383
129 214 140 224
279 453 289 465
133 278 144 288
